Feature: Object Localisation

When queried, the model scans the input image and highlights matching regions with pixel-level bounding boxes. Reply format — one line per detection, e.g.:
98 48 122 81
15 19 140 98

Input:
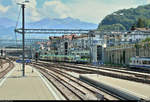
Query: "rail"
0 59 14 79
31 61 127 100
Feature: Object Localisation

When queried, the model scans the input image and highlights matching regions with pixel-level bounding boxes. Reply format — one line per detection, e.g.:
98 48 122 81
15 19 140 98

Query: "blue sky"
0 0 149 24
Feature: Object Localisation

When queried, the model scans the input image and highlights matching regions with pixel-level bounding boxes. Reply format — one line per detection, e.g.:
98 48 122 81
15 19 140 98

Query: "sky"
0 0 150 24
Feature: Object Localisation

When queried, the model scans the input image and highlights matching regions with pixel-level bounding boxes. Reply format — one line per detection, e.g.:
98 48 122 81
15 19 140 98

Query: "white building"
128 30 150 42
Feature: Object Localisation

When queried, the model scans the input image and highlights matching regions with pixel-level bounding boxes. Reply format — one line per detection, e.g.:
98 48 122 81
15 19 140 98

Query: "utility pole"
22 4 25 76
16 0 29 76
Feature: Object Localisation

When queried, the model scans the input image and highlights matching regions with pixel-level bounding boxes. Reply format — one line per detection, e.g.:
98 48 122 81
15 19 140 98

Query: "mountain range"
0 17 98 40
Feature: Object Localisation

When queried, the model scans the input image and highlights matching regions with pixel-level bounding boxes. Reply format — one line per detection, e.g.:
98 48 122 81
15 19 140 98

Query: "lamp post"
17 0 29 77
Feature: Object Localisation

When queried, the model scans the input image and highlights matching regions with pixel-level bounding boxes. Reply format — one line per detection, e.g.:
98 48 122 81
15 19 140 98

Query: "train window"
143 61 147 64
146 61 149 64
130 60 132 63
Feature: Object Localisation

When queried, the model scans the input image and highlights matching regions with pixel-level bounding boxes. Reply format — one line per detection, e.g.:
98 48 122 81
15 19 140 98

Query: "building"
128 28 150 43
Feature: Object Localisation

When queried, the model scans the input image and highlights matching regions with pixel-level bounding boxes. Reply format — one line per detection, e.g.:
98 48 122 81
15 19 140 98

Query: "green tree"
137 18 145 28
142 37 150 42
97 4 150 30
98 23 126 31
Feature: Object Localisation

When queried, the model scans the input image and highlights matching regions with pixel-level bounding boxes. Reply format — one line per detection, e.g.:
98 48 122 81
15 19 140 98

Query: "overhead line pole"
22 4 25 77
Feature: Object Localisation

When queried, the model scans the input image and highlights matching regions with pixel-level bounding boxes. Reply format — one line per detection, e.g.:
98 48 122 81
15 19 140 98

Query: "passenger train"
129 57 150 70
39 54 90 63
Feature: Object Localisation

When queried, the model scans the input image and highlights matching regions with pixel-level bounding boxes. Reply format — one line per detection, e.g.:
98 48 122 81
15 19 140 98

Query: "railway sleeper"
35 62 150 84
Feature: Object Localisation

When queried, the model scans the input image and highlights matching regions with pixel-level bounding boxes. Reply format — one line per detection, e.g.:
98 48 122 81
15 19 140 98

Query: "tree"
131 25 135 30
142 37 150 42
137 18 145 28
98 4 150 30
98 23 126 31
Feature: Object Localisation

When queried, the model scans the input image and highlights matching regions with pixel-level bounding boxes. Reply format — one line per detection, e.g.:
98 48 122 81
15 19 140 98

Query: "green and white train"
39 54 90 63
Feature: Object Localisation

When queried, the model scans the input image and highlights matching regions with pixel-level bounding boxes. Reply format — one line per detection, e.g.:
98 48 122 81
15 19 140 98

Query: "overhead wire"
26 6 38 58
14 7 22 50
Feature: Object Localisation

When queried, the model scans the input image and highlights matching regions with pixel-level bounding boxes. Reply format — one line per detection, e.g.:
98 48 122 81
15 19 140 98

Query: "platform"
0 62 62 100
80 74 150 100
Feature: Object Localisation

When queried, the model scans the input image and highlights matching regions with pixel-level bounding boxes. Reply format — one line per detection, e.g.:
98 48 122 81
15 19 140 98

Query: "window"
134 60 136 63
143 61 147 64
146 61 149 64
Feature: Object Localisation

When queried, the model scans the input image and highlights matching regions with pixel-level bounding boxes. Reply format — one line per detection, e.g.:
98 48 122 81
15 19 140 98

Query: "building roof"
73 34 88 39
49 34 88 40
134 27 150 32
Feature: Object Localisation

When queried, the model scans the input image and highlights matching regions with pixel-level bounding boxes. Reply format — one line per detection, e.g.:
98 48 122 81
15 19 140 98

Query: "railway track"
39 68 84 100
62 63 150 84
37 60 150 84
32 64 98 100
31 62 131 100
62 63 150 79
31 62 123 100
76 63 150 74
103 64 150 74
0 59 14 79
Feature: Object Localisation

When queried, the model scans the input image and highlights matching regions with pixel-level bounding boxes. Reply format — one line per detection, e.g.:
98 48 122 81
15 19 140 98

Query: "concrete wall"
104 43 150 65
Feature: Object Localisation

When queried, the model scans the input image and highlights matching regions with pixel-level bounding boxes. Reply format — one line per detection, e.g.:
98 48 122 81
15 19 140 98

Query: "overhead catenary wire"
14 7 22 50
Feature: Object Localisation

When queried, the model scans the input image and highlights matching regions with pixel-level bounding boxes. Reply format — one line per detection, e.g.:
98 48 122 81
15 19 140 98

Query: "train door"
123 50 126 64
97 45 102 62
64 42 68 55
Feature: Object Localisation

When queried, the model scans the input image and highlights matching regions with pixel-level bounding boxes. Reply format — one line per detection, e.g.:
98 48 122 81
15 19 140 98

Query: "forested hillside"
98 4 150 30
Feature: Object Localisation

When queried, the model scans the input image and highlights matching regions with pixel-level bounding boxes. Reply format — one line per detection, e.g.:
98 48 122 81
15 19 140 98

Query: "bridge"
14 28 150 37
15 28 93 34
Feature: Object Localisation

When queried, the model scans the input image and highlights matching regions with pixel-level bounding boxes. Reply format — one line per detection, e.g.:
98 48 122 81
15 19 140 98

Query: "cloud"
40 0 71 19
10 0 41 22
36 0 143 23
26 0 41 21
0 4 10 13
0 0 148 24
65 0 141 24
147 0 150 4
12 0 71 21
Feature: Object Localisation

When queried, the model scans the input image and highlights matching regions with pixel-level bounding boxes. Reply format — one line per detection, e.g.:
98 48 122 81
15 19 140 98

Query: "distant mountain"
28 17 97 29
0 17 97 40
98 4 150 30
